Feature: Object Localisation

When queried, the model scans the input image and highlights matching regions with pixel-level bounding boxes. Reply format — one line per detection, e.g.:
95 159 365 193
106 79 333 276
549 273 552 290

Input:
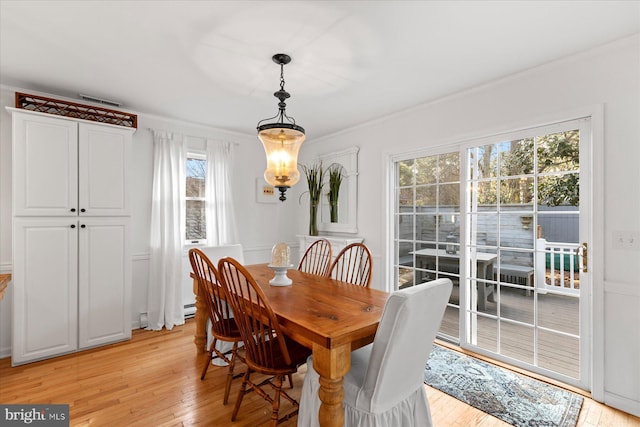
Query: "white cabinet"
12 111 131 217
78 217 131 349
78 123 131 216
12 113 78 217
10 109 134 365
12 218 131 364
12 218 79 364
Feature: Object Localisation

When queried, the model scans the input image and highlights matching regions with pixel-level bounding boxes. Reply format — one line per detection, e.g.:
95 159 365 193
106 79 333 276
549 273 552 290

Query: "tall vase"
330 201 338 223
309 202 319 236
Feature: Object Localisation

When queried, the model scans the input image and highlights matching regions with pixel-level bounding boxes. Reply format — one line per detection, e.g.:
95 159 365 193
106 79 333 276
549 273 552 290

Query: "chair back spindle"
329 242 372 287
298 239 332 276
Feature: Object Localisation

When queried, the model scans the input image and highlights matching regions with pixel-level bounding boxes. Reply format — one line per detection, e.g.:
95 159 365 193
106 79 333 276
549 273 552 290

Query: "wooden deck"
440 284 580 379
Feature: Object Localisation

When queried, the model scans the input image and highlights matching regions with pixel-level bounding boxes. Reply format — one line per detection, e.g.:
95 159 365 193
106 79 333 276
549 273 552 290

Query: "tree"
536 130 580 206
478 130 579 207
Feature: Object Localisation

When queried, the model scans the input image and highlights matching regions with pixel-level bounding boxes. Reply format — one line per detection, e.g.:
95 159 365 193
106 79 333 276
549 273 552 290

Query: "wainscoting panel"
132 253 150 330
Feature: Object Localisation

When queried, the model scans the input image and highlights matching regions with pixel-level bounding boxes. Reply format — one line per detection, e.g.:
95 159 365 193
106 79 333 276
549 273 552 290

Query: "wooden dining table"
191 263 389 427
0 274 10 302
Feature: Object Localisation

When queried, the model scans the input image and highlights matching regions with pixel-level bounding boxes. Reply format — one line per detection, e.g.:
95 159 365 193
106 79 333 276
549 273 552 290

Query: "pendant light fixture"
257 53 305 202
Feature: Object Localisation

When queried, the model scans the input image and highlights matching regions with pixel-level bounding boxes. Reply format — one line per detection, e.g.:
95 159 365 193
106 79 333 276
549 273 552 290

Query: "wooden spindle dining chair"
188 248 244 405
297 238 332 276
217 257 311 426
328 242 373 287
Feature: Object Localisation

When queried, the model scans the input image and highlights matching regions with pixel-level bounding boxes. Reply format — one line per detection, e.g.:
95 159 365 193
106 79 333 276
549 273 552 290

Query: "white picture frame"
256 178 278 203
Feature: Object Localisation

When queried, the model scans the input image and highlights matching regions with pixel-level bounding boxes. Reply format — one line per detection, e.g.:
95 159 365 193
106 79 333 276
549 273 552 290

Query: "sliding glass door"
465 118 590 389
390 117 591 390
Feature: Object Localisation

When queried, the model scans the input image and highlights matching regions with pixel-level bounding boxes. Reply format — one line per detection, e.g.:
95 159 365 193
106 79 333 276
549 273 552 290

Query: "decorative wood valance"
15 92 137 128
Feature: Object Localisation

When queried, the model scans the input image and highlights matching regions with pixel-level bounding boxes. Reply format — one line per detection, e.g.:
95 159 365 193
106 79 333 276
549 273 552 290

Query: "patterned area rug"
424 345 583 427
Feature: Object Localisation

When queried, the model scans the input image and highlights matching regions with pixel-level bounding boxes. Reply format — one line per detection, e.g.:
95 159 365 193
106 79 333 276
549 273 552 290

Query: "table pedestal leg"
192 277 207 354
313 343 351 427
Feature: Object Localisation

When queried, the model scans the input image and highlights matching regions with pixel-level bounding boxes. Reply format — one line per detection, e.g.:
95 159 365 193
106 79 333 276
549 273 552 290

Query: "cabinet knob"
80 208 86 213
70 208 76 212
80 224 86 229
70 224 76 229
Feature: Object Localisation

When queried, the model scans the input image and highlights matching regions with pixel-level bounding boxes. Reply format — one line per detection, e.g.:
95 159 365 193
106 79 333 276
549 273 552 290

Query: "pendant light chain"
277 62 288 123
280 63 286 92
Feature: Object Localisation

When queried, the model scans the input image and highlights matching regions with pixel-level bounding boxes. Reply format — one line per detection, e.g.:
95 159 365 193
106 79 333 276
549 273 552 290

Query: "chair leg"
231 368 251 422
223 341 238 405
287 373 294 389
271 375 283 427
201 338 217 380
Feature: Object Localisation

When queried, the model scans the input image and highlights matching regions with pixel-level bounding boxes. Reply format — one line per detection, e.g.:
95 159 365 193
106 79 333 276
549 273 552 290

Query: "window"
186 153 206 244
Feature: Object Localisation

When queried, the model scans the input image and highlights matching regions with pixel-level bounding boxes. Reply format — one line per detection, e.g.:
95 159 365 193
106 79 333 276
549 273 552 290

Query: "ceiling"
1 1 639 139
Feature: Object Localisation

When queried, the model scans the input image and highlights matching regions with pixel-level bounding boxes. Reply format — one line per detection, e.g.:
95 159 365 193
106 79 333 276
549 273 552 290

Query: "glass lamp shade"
258 124 305 188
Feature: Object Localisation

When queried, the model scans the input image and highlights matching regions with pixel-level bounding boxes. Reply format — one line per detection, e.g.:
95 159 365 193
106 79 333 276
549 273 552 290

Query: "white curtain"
147 130 186 331
205 139 239 245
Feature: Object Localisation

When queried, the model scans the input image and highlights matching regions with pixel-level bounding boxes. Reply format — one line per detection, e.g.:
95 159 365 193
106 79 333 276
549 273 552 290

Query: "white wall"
296 35 640 415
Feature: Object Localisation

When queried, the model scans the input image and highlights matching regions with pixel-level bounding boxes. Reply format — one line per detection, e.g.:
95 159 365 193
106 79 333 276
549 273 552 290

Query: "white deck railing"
535 238 581 297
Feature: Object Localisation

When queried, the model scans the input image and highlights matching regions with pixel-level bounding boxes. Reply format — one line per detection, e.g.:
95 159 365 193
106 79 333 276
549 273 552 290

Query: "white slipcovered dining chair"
297 278 452 427
199 244 244 366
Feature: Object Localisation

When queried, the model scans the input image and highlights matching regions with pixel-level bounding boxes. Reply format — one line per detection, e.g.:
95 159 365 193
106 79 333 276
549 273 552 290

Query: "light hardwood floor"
1 319 637 427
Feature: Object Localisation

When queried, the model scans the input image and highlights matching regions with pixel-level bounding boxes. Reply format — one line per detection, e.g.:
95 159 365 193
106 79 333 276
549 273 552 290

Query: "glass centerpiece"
268 242 293 286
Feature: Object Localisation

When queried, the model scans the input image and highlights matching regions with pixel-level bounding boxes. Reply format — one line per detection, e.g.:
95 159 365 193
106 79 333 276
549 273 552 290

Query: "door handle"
579 242 588 273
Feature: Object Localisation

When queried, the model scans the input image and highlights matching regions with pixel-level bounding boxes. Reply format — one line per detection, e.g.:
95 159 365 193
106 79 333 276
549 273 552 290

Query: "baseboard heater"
184 303 196 319
138 304 196 328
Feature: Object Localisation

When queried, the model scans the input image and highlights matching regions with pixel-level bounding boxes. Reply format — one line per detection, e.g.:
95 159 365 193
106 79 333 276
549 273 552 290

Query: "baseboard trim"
604 391 640 417
0 346 10 359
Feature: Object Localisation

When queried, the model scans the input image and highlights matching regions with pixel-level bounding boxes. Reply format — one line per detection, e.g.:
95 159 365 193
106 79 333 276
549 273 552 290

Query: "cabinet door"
13 113 78 216
78 217 131 348
78 123 132 216
12 218 78 365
